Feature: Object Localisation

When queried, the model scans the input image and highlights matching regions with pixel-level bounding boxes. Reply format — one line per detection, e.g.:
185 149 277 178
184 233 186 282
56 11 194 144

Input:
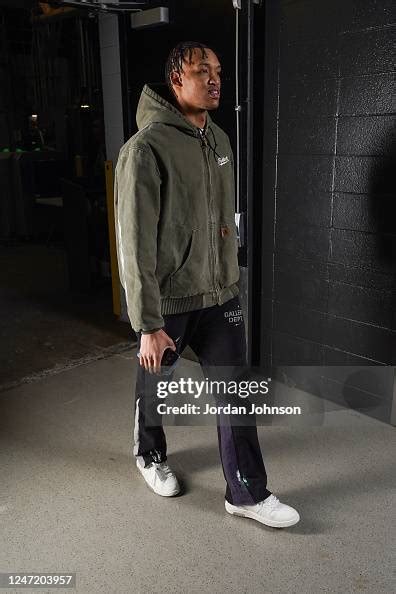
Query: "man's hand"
138 329 176 374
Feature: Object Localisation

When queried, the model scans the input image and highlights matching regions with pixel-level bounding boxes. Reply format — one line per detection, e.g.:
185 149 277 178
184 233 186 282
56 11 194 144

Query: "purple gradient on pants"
218 414 256 505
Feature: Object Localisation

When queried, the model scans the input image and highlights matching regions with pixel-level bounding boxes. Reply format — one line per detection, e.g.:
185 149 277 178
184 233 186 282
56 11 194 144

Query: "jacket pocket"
169 228 212 297
218 220 240 288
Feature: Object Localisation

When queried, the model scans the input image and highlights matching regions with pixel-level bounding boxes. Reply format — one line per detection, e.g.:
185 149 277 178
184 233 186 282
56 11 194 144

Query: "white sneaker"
136 457 180 497
225 494 300 528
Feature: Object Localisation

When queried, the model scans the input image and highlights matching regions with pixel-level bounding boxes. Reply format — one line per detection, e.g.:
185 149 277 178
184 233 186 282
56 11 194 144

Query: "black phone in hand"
161 336 181 374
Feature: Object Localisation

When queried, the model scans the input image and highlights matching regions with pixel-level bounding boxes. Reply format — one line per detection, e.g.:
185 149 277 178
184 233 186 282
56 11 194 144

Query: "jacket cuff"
141 327 163 335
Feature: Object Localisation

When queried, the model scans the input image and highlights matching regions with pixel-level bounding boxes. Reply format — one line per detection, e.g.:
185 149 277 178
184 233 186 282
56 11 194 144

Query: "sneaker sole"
225 500 300 528
136 462 180 497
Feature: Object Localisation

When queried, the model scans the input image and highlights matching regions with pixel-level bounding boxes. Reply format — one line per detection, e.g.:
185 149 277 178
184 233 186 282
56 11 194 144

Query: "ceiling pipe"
56 0 146 13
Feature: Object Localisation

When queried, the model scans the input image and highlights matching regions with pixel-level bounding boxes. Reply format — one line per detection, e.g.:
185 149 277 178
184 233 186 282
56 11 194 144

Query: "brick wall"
261 0 395 368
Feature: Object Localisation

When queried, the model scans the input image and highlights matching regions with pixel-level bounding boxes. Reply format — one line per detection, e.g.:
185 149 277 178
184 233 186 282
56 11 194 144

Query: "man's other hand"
138 329 176 374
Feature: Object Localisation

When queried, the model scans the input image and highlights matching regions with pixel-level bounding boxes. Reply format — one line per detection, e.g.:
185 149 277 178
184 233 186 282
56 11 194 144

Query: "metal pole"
233 1 241 215
79 18 87 88
246 0 255 366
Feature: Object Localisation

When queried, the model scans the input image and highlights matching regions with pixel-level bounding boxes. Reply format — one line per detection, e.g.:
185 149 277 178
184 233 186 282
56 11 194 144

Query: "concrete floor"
1 348 395 594
0 242 133 391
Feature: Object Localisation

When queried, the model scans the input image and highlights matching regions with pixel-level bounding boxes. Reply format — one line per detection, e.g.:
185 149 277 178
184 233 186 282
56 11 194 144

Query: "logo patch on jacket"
220 225 230 238
217 156 230 167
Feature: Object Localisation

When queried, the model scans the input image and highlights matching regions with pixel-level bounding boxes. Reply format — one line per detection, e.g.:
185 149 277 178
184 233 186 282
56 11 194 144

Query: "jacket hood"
136 83 213 137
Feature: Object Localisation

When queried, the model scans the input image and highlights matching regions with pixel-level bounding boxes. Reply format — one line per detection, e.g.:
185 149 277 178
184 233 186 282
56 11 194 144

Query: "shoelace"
155 462 172 473
153 462 174 480
258 494 280 512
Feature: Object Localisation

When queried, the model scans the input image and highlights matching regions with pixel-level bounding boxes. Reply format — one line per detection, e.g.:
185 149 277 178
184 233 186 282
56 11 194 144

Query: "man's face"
170 47 221 111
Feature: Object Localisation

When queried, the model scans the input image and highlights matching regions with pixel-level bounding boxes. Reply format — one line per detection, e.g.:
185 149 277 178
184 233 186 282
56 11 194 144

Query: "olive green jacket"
114 84 239 334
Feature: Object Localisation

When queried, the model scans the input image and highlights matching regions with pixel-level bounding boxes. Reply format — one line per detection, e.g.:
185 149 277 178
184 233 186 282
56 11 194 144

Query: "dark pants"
133 295 271 505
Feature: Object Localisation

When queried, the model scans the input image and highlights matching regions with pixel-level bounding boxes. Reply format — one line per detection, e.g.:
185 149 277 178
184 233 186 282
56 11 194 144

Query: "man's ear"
170 70 182 89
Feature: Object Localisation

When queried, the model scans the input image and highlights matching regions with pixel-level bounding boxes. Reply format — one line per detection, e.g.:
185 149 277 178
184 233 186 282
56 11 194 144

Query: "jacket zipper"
199 131 221 303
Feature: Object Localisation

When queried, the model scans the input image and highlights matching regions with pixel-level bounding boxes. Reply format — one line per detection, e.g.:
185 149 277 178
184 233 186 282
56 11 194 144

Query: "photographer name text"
157 403 301 416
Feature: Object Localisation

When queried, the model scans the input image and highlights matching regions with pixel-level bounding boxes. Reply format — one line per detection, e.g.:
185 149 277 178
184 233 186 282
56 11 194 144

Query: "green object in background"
1 147 10 152
34 147 41 151
15 148 24 152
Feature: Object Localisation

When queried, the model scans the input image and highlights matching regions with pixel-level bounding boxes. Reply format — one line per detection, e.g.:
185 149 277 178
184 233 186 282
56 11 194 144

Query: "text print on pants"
224 307 243 326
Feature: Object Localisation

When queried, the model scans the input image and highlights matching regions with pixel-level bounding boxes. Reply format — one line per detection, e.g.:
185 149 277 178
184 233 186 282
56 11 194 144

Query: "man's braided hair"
165 41 213 99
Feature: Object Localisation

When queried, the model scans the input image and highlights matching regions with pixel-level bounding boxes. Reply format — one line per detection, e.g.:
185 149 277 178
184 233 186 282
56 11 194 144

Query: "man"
114 41 300 528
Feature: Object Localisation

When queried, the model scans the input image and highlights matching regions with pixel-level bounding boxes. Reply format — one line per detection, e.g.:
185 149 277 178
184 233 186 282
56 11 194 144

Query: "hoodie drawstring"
207 128 223 161
199 126 223 162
